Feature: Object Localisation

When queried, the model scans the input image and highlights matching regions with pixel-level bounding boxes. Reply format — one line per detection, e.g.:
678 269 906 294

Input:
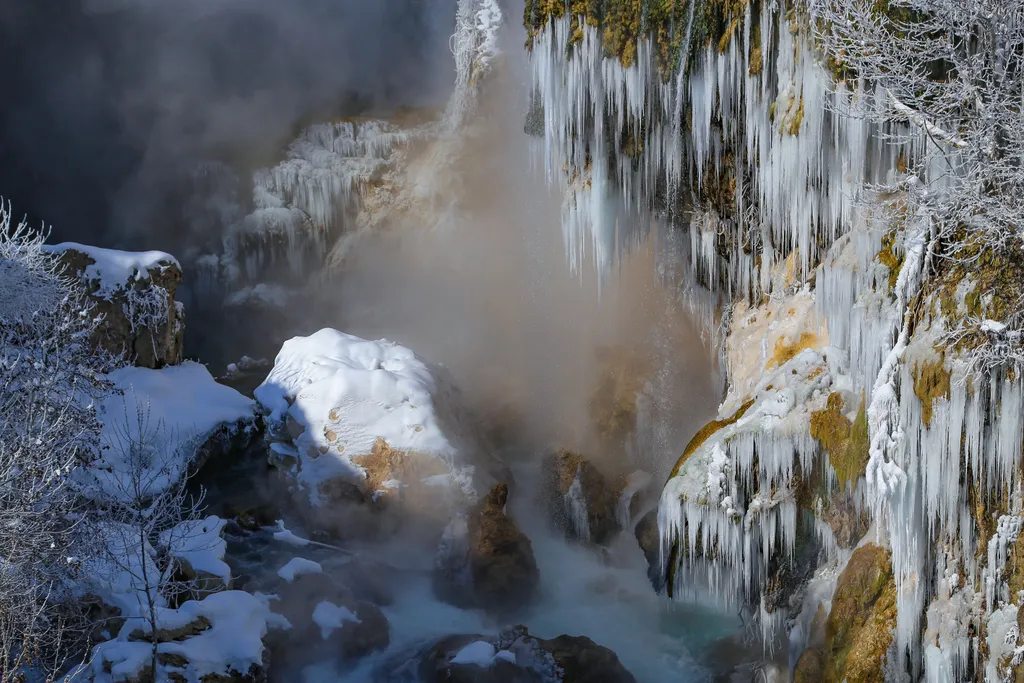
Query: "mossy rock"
793 647 825 683
667 397 755 480
910 358 950 428
524 0 753 80
822 543 897 683
809 392 869 490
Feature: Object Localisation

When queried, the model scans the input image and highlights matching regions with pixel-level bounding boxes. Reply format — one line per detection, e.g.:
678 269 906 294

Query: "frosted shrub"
0 200 122 680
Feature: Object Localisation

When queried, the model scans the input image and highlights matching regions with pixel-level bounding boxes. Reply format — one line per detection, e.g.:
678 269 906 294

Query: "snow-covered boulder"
254 329 504 523
46 242 184 368
78 362 258 503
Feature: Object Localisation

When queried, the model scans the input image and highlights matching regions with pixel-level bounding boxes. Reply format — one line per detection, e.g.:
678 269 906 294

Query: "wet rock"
543 450 621 545
336 601 391 661
51 245 184 368
633 508 665 592
821 490 870 550
539 633 638 683
83 594 125 644
761 514 822 614
589 346 651 450
434 484 539 617
267 570 390 668
793 648 825 683
794 543 896 683
231 504 280 533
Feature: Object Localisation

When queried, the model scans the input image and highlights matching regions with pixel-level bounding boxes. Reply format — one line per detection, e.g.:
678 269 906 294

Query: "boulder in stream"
267 568 391 669
434 483 540 618
542 450 621 545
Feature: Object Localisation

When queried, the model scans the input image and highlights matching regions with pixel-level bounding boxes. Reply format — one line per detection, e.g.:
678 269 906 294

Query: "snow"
451 641 498 666
449 640 518 668
255 328 488 505
85 521 164 617
312 600 360 639
91 591 289 683
44 242 178 298
161 516 231 585
981 319 1007 334
78 362 255 502
272 521 312 547
277 557 323 583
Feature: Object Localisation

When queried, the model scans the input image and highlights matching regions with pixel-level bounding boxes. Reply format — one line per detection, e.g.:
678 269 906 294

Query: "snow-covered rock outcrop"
78 362 258 503
46 243 184 368
254 329 504 520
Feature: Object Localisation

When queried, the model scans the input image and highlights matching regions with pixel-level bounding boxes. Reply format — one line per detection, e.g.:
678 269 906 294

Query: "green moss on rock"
524 0 753 79
911 359 951 428
821 544 897 683
667 397 755 480
810 393 869 490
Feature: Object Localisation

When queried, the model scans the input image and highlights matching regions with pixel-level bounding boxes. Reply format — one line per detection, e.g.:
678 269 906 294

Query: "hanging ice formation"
526 0 903 295
524 0 1024 678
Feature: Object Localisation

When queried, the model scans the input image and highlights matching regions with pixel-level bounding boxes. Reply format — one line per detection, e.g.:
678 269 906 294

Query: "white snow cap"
451 640 517 667
312 600 360 639
277 557 323 583
255 328 488 504
44 242 178 298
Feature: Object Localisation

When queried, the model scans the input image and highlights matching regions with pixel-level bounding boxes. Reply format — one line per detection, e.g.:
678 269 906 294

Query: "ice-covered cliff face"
524 0 1024 680
182 0 504 305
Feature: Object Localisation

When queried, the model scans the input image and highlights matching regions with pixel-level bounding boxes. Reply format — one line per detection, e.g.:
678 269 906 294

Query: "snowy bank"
254 328 501 509
78 362 257 502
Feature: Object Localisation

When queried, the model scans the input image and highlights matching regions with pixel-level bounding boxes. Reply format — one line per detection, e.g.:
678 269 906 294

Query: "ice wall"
527 2 905 298
525 1 1024 678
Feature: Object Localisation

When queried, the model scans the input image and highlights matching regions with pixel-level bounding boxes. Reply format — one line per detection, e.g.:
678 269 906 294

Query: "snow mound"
161 516 231 585
44 242 178 298
312 600 360 639
278 557 323 583
79 362 256 502
254 328 496 506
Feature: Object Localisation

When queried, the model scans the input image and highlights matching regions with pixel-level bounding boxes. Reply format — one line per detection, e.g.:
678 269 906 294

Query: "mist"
0 0 456 249
304 22 720 482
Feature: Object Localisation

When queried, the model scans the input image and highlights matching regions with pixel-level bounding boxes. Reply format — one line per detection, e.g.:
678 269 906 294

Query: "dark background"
0 0 457 251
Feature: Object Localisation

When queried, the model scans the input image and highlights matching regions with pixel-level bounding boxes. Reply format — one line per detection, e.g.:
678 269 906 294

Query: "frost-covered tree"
0 201 121 681
94 400 217 681
812 0 1024 328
